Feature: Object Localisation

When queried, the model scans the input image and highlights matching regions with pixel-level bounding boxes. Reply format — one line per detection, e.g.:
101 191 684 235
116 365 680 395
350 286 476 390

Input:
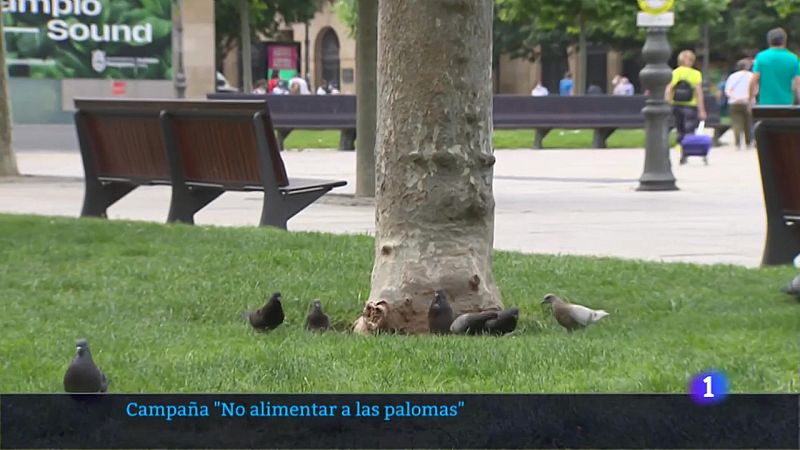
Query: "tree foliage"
497 0 729 56
333 0 357 37
768 0 800 17
214 0 317 60
710 0 800 64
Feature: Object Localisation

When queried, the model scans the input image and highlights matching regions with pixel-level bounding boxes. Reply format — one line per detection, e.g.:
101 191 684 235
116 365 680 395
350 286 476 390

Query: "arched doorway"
316 28 341 88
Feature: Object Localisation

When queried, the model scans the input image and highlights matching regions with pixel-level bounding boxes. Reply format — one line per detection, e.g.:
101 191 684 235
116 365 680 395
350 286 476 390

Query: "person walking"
666 50 707 163
559 72 574 96
267 71 280 93
749 28 800 106
725 59 755 150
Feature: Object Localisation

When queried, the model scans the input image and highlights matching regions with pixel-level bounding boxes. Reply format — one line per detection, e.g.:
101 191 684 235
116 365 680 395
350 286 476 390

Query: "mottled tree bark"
355 0 502 335
0 9 20 177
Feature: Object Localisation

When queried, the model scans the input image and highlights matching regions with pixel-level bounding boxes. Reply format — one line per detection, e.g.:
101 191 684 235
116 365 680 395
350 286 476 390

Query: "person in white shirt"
531 81 549 96
289 73 311 95
316 79 329 95
252 79 267 94
725 59 755 149
612 75 635 95
272 79 289 95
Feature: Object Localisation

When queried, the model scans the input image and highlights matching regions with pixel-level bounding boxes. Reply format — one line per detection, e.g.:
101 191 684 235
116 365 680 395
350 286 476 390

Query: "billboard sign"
2 0 172 79
264 41 300 79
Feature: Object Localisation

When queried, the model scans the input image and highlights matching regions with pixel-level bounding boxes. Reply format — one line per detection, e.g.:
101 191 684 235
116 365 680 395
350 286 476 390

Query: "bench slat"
85 115 170 180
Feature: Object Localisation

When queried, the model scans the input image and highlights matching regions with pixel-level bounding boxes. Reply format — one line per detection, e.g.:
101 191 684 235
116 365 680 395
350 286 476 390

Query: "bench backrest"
207 93 357 128
163 110 289 188
493 95 721 127
208 93 721 128
75 101 169 182
753 107 800 215
74 98 289 188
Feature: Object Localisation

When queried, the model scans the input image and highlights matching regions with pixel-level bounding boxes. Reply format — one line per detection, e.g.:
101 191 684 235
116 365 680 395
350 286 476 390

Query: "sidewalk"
1 142 766 267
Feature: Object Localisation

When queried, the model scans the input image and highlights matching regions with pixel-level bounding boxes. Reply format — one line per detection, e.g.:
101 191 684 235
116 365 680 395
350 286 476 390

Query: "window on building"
320 28 340 87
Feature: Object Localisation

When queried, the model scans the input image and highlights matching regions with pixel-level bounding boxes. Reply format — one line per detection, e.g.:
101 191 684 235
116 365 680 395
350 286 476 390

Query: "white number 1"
703 376 715 398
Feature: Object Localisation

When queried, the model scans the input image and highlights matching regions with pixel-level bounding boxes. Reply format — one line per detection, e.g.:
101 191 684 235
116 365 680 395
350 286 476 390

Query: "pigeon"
450 311 499 335
304 299 330 332
428 290 454 334
485 307 519 335
781 274 800 298
542 293 609 333
249 292 284 331
63 339 108 393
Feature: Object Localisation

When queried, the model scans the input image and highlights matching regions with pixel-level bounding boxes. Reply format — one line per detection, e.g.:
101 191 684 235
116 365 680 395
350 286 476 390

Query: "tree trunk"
576 14 587 96
239 0 252 92
0 8 20 177
355 0 502 335
355 0 377 198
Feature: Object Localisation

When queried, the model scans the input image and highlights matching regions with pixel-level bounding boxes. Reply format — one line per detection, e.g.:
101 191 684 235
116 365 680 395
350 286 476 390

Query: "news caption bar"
1 394 797 449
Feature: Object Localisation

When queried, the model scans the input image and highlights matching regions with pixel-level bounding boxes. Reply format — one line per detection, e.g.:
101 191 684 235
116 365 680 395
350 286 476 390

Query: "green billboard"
2 0 172 79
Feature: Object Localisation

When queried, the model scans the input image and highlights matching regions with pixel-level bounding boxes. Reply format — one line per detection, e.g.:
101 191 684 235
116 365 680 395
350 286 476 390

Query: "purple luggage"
680 121 712 165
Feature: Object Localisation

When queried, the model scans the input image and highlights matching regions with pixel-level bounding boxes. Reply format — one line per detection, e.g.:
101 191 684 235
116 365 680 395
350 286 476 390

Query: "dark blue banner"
1 394 797 449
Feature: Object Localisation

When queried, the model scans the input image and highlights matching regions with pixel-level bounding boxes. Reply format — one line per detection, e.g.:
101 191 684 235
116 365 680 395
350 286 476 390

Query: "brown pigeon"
485 307 519 335
542 293 608 333
304 299 330 332
428 290 454 334
63 339 108 393
450 311 499 335
249 292 284 331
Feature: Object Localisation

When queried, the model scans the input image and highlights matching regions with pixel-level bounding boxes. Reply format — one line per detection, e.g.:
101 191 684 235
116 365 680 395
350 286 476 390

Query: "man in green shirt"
749 28 800 105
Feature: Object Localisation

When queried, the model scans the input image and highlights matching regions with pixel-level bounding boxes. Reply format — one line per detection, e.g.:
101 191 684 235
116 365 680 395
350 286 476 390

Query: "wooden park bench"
208 93 357 151
493 94 727 149
753 106 800 265
209 93 727 150
74 98 347 230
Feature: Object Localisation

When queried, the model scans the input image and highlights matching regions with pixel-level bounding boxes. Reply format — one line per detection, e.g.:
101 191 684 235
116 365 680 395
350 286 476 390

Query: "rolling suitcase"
680 121 712 165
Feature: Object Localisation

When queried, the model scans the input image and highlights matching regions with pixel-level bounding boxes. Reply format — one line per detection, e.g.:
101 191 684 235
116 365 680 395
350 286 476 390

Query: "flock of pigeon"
63 291 609 393
246 290 609 335
58 272 800 393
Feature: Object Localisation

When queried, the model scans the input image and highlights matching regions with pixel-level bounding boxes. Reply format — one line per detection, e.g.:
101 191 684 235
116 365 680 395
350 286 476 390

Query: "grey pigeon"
450 311 498 335
63 339 108 393
781 274 800 298
485 307 519 335
249 292 284 331
428 290 454 334
304 299 330 332
542 293 609 333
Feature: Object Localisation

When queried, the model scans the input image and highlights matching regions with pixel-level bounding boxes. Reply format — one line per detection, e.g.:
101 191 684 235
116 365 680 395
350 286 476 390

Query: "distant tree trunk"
355 0 377 198
576 13 587 96
0 9 19 177
355 0 502 335
239 0 252 92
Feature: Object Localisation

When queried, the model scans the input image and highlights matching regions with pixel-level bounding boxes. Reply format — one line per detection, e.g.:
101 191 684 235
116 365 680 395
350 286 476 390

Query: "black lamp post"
637 26 678 191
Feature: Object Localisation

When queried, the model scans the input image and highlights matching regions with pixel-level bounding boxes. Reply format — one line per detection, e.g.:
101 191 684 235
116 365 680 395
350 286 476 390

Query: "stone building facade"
222 0 625 96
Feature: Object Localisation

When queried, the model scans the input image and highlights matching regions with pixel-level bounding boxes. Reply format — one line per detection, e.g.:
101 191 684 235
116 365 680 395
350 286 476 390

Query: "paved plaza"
1 125 766 267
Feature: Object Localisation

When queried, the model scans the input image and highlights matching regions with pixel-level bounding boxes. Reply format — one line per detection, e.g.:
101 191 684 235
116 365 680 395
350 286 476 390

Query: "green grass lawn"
0 214 796 393
283 129 674 150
